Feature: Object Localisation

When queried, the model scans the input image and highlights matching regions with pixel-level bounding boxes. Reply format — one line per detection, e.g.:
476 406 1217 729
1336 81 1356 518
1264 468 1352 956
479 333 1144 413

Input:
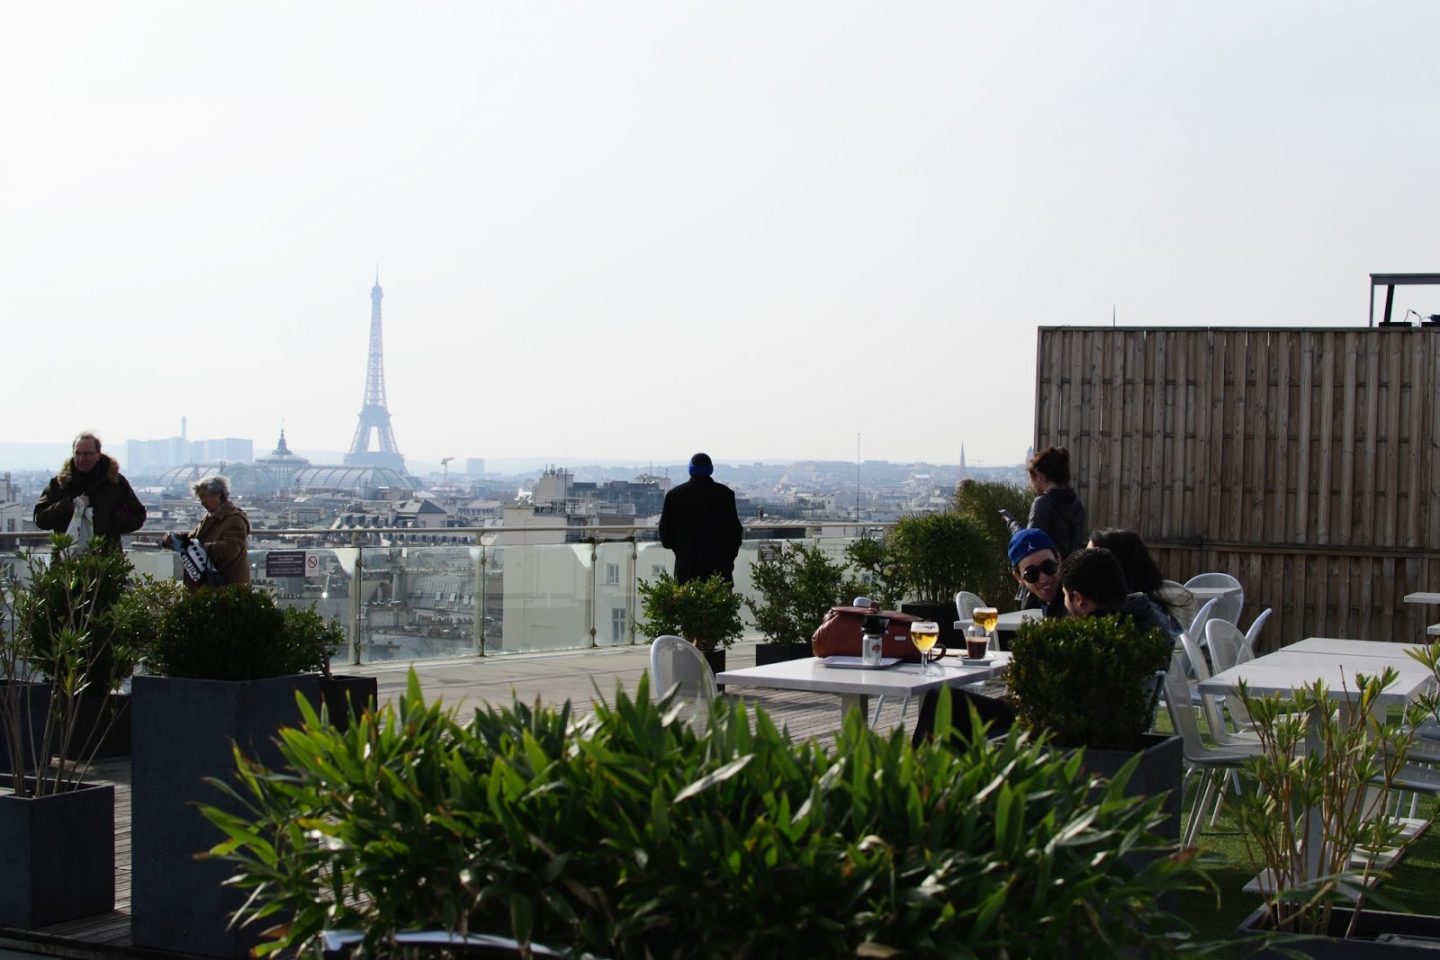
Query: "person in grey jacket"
1026 446 1087 558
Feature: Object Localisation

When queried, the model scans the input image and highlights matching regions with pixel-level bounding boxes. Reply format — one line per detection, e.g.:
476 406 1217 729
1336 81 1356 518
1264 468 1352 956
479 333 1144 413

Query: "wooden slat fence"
1035 326 1440 652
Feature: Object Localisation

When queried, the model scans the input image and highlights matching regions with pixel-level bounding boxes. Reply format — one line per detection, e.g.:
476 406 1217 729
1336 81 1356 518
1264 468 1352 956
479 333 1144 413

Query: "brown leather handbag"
811 606 941 662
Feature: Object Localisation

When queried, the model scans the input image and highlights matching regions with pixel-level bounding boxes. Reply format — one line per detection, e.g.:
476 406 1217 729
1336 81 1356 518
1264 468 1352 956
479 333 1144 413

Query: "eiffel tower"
345 272 407 472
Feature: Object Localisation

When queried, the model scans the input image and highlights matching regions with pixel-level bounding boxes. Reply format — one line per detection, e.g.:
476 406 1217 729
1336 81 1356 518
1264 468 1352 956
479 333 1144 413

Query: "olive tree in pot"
0 535 131 929
1228 661 1440 958
888 510 992 651
745 543 856 664
637 572 742 676
131 584 335 959
1008 614 1181 846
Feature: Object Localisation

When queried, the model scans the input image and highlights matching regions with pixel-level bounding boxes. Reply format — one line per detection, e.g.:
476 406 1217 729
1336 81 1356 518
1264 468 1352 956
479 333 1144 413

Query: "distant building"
465 458 486 477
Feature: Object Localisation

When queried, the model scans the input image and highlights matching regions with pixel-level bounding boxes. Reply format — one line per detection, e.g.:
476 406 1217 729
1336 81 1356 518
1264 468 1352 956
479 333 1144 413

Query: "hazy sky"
5 2 1437 468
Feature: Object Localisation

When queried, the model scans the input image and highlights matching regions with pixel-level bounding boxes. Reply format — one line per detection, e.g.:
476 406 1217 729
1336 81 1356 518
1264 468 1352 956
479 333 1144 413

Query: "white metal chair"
1163 651 1262 847
649 635 718 731
1184 573 1244 626
1162 579 1199 637
1182 598 1219 671
1243 608 1273 651
954 591 986 623
1206 619 1260 733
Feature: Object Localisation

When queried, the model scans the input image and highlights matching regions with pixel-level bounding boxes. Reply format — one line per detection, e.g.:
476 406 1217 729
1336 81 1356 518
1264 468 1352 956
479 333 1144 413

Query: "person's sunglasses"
1020 558 1059 583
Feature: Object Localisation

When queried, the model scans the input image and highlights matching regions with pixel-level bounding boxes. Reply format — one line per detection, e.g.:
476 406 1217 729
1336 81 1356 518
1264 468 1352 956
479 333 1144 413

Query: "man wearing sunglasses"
1008 528 1065 619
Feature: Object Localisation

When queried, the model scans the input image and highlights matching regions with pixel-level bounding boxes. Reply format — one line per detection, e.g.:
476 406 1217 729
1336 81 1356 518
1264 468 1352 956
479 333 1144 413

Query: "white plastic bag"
64 500 94 554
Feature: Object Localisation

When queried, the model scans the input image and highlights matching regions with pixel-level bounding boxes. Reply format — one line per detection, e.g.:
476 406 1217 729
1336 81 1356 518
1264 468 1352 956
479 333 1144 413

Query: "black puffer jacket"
1027 486 1087 558
33 454 147 551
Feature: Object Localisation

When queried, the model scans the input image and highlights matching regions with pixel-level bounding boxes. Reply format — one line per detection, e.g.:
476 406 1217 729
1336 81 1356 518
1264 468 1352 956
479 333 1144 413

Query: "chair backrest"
1243 608 1273 650
649 635 717 705
1163 651 1210 761
1184 573 1245 625
1161 579 1199 635
955 591 986 621
1205 619 1249 673
1184 597 1219 652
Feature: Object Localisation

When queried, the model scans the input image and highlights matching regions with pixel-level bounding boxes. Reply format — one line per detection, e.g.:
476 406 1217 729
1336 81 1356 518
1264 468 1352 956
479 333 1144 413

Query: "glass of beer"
910 621 940 676
972 607 999 655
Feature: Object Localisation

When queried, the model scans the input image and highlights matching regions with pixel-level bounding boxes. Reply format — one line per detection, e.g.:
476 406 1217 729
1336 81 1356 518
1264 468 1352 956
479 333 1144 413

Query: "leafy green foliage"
18 540 134 685
842 537 902 609
1009 613 1172 750
953 479 1034 608
886 510 991 604
636 572 742 652
151 586 332 680
1228 670 1422 937
744 543 855 644
106 574 185 674
279 606 344 678
1 535 137 794
201 679 1217 958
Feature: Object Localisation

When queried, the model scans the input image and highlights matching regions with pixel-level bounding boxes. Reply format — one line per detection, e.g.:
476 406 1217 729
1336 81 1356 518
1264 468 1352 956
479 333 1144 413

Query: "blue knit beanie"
1007 528 1056 568
688 453 714 477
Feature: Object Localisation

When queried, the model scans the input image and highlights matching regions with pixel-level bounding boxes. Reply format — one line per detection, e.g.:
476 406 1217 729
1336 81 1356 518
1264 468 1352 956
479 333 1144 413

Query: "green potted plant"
0 535 124 929
745 543 855 664
199 679 1219 958
888 510 992 650
131 584 333 959
637 572 742 675
1229 665 1440 956
283 605 375 732
1008 613 1181 843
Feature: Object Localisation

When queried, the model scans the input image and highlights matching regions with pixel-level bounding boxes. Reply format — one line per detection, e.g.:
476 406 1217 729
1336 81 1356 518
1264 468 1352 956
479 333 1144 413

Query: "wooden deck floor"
0 643 924 957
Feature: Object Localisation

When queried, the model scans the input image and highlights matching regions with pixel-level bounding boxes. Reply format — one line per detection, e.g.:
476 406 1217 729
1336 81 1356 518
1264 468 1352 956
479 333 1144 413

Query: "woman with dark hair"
1025 446 1087 557
1087 527 1189 640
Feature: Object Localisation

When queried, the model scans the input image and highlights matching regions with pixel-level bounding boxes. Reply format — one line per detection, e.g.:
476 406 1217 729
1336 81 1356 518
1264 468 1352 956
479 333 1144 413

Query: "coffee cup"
965 636 989 660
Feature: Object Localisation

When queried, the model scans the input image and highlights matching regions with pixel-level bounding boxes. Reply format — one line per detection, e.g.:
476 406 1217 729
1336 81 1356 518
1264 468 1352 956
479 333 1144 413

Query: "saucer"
960 654 992 665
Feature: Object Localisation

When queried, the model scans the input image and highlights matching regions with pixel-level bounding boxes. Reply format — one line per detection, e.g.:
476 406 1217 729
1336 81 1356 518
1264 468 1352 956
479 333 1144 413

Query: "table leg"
839 693 870 723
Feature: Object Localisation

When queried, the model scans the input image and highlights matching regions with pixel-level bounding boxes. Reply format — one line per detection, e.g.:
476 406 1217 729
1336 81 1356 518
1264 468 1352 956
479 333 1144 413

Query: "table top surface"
1187 585 1242 601
1285 636 1426 659
1404 592 1440 605
1200 644 1434 704
717 652 1010 697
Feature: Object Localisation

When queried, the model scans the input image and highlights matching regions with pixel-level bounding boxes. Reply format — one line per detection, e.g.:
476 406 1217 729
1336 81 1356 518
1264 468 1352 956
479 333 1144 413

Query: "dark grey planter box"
319 675 378 733
1081 733 1183 846
754 642 812 666
1238 905 1440 957
131 673 322 959
0 681 50 774
0 778 115 929
58 692 131 760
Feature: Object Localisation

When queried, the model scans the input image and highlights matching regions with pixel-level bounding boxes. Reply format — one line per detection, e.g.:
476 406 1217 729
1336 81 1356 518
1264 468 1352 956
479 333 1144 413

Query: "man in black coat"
33 431 147 552
658 452 743 584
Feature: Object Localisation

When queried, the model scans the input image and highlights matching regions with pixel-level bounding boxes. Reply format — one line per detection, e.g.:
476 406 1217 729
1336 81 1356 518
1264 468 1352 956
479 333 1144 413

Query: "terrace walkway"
0 642 923 958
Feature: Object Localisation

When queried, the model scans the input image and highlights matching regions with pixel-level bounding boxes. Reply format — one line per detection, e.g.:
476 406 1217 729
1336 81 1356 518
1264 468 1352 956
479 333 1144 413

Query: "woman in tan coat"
163 475 251 587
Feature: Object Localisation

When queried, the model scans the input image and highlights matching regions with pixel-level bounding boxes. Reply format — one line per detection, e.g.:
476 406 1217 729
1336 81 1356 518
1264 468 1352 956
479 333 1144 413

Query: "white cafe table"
1403 593 1440 605
1199 644 1437 882
955 609 1041 633
1187 585 1241 603
716 653 1010 725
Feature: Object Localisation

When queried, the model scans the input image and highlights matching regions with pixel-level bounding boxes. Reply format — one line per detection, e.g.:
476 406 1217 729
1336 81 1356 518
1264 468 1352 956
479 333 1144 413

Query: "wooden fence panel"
1035 327 1440 650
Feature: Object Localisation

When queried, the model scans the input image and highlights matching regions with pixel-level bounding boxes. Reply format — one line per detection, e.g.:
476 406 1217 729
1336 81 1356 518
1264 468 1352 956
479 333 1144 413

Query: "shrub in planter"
745 543 854 653
952 478 1034 609
152 586 331 681
201 679 1218 959
636 572 742 654
18 541 135 691
1008 613 1172 751
887 510 992 606
1228 668 1425 942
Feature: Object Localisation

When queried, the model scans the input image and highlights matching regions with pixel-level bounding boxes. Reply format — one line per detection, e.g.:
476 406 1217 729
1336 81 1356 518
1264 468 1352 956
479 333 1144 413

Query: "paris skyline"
4 2 1437 466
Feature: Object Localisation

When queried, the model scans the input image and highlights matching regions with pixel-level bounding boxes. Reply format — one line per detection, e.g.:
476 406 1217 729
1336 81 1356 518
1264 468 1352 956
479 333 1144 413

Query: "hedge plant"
636 572 743 652
151 586 334 680
1008 613 1172 751
744 543 857 644
201 676 1219 958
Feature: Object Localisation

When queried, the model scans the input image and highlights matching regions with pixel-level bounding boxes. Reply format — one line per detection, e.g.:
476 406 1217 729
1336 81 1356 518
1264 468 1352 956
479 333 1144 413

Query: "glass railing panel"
485 542 594 655
592 540 637 647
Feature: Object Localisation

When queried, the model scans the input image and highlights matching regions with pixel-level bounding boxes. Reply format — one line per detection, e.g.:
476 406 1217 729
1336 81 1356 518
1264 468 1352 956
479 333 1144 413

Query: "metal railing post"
628 537 638 645
586 538 598 647
349 533 363 666
473 538 486 657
